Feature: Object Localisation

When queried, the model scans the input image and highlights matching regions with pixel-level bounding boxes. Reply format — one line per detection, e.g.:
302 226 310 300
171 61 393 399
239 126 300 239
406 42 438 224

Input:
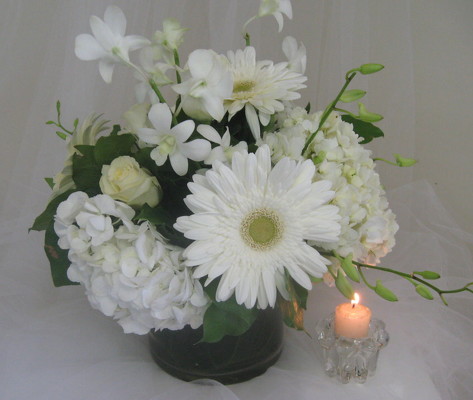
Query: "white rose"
99 156 162 207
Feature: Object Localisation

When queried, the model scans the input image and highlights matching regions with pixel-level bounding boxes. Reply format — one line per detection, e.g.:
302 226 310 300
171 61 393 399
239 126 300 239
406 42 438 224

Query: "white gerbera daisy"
225 47 306 141
174 145 340 309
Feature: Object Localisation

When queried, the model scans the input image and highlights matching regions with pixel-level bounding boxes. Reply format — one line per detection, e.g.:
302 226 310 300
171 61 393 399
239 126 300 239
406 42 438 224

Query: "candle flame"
351 292 360 307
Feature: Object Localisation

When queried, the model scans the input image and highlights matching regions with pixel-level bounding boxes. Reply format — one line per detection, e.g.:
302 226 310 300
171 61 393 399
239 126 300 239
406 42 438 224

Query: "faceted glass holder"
315 313 389 384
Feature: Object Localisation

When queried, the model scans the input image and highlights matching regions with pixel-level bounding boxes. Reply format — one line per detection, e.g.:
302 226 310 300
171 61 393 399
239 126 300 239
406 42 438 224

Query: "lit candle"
334 293 372 339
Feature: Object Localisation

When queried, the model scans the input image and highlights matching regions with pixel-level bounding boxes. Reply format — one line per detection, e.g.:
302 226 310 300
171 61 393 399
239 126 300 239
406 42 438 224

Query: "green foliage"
201 281 258 343
72 147 102 192
335 270 354 300
44 222 77 287
341 115 384 144
44 177 54 189
30 189 76 232
94 133 136 165
374 280 398 302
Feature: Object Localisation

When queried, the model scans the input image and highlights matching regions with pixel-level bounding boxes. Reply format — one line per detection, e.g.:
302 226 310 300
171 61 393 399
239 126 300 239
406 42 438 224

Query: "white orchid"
136 103 211 176
243 0 293 34
259 0 293 31
153 18 188 51
282 36 307 74
75 5 150 83
135 46 174 103
173 49 233 122
196 125 248 165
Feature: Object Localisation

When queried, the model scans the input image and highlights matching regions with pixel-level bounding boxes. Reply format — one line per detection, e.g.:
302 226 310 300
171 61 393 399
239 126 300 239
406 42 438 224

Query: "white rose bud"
99 156 162 208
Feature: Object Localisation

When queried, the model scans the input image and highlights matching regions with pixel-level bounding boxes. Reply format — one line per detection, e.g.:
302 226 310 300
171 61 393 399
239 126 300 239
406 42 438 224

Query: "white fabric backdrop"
1 1 472 399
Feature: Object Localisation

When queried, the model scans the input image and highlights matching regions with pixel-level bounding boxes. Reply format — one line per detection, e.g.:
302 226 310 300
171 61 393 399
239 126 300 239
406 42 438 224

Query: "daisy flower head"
225 47 306 141
75 6 150 83
174 145 341 309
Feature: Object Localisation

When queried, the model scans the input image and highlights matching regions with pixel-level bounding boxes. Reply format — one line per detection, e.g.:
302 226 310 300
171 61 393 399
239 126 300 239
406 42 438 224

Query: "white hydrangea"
54 192 209 334
268 107 398 264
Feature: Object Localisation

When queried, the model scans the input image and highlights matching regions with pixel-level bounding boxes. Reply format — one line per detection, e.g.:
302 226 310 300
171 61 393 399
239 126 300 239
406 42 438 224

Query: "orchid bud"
394 154 417 167
359 63 384 75
340 89 366 103
358 103 383 122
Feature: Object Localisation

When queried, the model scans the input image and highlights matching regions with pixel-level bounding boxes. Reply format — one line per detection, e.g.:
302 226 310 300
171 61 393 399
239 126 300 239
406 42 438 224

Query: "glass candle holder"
315 313 389 383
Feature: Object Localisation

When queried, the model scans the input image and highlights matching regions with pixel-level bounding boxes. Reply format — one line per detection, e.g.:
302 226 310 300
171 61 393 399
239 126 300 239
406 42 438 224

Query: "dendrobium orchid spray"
32 0 472 346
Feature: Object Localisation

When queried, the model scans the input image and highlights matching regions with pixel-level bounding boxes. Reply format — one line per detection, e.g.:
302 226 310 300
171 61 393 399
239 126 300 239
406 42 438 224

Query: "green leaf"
340 254 360 282
44 177 54 189
374 280 398 302
44 222 78 287
394 154 417 167
72 151 102 192
335 271 354 300
340 89 366 103
136 204 174 226
415 284 434 300
201 284 258 343
413 270 441 280
341 115 384 144
30 189 76 232
56 131 67 140
305 102 311 113
94 133 136 165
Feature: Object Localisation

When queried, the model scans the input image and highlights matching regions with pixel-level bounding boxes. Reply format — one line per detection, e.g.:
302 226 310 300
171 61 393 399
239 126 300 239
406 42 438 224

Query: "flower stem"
302 72 357 155
353 260 473 305
373 157 398 167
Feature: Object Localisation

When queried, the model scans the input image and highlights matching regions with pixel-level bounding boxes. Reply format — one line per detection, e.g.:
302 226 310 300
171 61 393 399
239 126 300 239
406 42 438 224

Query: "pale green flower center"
241 208 283 250
159 135 176 155
233 79 256 93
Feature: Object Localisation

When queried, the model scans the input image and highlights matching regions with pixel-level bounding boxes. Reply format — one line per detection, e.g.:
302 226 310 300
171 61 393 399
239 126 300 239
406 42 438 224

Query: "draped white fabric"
1 1 472 399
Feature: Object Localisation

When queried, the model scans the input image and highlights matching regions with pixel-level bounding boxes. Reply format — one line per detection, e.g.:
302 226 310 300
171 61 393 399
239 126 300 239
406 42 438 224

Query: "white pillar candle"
334 293 372 339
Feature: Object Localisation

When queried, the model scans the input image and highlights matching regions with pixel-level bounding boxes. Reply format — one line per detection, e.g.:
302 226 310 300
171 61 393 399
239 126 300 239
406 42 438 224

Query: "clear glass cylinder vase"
148 307 284 384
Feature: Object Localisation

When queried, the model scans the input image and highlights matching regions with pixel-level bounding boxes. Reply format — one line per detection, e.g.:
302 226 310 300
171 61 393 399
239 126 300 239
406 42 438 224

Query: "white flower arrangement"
32 1 470 340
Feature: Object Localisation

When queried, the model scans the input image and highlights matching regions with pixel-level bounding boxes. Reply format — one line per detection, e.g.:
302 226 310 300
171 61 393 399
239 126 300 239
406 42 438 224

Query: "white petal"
90 15 116 50
148 103 172 132
103 5 127 37
99 60 115 83
197 125 222 144
136 128 161 145
169 152 188 176
171 120 195 143
180 139 211 162
187 49 215 78
123 35 151 52
245 104 261 141
202 93 226 122
75 34 106 60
